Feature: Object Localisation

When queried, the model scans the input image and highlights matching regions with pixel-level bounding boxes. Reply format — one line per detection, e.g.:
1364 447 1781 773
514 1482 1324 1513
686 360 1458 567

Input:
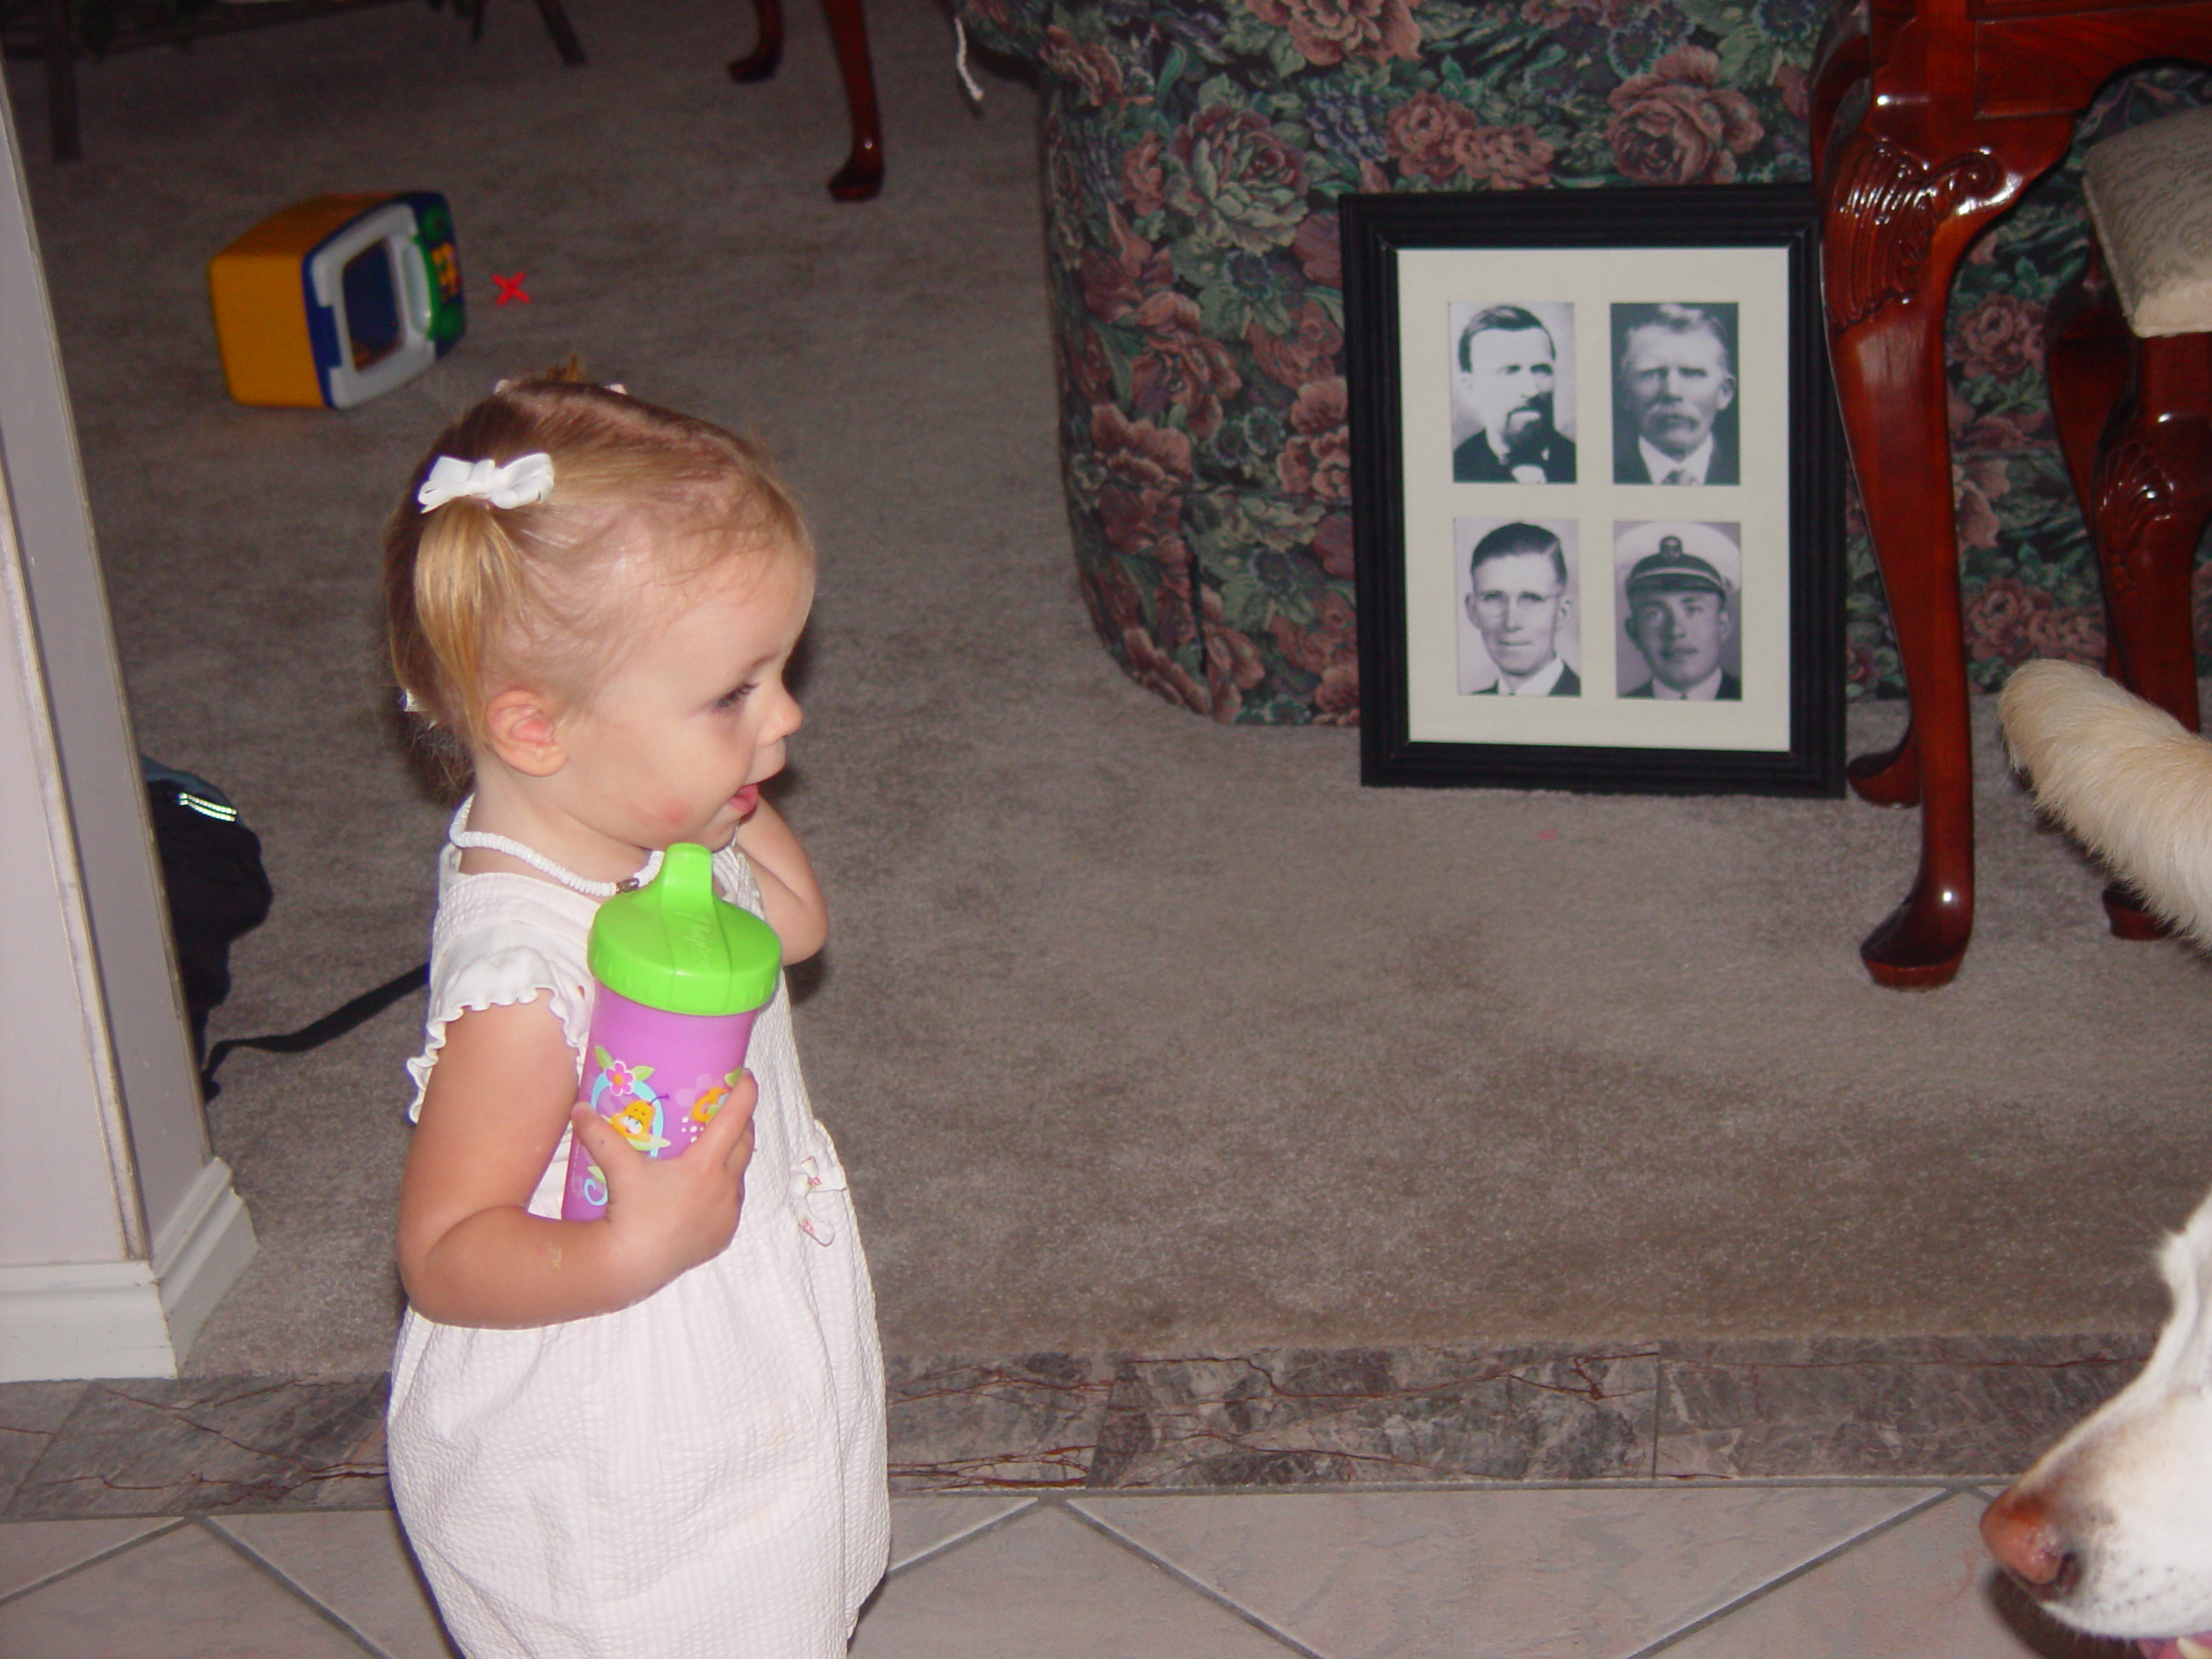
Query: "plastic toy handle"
399 233 434 340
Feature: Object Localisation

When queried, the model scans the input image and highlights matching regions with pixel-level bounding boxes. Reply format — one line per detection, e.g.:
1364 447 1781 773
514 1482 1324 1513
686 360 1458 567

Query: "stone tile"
1073 1483 1931 1659
0 1382 87 1510
4 1375 390 1519
888 1494 1038 1572
0 1516 177 1600
0 1521 369 1658
212 1510 460 1659
849 1502 1299 1657
1662 1491 2125 1659
1089 1346 1658 1488
1658 1337 2150 1479
887 1354 1115 1490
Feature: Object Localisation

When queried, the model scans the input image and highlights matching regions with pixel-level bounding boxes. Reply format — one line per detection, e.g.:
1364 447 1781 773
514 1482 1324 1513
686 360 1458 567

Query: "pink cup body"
560 986 761 1221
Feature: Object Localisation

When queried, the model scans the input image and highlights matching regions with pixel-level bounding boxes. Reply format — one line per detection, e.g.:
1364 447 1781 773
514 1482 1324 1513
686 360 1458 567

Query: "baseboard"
151 1156 258 1363
0 1259 174 1381
0 1159 257 1382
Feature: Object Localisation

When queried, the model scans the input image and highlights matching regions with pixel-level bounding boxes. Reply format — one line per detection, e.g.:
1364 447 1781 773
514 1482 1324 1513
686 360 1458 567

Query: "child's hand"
571 1073 759 1291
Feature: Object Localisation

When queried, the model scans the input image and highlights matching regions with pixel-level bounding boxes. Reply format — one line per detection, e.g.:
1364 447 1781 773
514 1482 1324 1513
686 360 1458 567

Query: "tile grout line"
196 1515 407 1659
1059 1495 1332 1659
1616 1484 1971 1659
880 1496 1045 1580
0 1516 188 1609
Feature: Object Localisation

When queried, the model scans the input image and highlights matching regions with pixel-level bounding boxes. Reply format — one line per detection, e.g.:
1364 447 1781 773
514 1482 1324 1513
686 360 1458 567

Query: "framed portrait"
1343 186 1844 796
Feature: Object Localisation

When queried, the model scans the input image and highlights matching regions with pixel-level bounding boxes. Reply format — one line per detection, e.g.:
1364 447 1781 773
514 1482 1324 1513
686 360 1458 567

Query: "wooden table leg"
1822 117 2067 988
820 0 883 201
728 0 785 82
727 0 880 201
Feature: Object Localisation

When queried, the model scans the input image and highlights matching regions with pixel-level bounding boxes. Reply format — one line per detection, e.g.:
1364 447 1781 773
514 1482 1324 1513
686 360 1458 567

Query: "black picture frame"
1344 185 1844 796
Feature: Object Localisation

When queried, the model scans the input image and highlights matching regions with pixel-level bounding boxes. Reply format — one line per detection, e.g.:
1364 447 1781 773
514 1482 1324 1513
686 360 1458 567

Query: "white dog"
1980 1189 2212 1655
1999 658 2212 946
1983 660 2212 1654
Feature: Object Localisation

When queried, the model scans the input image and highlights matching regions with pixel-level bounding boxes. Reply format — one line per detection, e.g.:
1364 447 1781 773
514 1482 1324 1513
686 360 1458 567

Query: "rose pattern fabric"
959 0 2212 719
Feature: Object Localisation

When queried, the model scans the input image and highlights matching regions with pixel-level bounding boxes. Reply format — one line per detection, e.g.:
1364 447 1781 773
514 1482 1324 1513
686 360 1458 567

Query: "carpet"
9 0 2208 1378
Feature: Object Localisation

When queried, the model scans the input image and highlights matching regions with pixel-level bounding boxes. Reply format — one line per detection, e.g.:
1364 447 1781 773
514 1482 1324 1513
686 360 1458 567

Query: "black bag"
143 758 272 1071
143 760 428 1099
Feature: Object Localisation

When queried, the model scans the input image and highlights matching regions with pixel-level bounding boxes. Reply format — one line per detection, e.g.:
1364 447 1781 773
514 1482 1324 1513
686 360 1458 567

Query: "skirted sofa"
956 0 2212 723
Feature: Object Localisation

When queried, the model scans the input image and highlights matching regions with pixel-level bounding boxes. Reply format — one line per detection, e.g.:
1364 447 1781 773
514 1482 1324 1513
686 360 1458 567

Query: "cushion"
2086 104 2212 337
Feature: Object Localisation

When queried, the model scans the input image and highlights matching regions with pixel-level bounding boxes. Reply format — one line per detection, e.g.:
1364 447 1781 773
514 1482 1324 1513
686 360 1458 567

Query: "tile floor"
0 1338 2147 1657
0 1480 2126 1658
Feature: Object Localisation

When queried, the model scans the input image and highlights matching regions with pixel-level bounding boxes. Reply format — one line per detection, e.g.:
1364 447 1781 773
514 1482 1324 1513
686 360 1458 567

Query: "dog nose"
1981 1486 2081 1598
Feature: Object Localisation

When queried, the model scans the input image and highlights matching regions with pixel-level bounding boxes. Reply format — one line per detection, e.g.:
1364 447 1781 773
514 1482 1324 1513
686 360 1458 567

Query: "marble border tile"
0 1333 2158 1516
3 1376 391 1520
0 1384 87 1513
887 1354 1116 1491
1087 1346 1661 1489
1655 1335 2152 1479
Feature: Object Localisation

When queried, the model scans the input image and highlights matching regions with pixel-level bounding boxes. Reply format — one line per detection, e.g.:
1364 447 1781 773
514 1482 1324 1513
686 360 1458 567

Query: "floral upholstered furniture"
956 0 2212 724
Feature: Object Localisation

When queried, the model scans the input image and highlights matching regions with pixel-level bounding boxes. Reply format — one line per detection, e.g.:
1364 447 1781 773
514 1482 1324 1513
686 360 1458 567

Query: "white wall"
0 76 255 1379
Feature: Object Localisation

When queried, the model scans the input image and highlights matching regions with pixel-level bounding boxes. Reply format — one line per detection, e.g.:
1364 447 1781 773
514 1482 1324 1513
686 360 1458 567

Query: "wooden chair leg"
2047 257 2132 594
728 0 785 82
40 0 79 163
820 0 883 201
2082 332 2212 937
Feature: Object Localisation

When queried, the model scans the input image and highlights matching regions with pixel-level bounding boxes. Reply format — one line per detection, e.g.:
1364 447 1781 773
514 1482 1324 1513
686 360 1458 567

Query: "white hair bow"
416 452 556 512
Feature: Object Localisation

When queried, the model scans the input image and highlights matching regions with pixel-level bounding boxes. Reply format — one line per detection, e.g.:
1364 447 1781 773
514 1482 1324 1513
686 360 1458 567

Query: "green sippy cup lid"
586 842 782 1015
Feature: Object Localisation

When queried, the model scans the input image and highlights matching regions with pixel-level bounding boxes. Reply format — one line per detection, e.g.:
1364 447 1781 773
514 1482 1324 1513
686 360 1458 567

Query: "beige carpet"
10 0 2208 1377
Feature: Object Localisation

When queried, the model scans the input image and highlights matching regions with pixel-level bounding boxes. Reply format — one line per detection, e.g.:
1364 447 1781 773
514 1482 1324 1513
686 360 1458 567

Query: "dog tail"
1999 659 2212 944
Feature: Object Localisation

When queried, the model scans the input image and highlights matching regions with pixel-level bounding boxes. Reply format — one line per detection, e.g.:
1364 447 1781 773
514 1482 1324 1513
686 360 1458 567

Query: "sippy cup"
561 841 782 1221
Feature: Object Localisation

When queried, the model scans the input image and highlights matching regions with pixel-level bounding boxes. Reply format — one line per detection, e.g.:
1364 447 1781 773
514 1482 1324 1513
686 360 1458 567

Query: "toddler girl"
381 372 887 1659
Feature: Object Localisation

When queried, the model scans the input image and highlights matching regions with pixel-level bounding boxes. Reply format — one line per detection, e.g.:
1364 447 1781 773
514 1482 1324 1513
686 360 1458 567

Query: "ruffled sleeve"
404 869 600 1123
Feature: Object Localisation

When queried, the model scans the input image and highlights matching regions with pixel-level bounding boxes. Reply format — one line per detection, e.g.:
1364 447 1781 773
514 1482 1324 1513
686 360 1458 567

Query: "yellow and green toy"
207 192 465 410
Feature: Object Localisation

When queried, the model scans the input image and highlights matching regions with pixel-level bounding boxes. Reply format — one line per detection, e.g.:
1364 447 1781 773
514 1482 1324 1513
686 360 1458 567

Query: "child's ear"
484 688 567 777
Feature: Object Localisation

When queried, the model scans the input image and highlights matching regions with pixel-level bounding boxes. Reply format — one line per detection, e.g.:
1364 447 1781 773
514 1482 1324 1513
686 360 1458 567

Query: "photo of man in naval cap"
1615 522 1741 700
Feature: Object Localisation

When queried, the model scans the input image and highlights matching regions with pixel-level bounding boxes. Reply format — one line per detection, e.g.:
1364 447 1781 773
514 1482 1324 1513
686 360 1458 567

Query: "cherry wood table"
1812 0 2212 988
730 0 883 201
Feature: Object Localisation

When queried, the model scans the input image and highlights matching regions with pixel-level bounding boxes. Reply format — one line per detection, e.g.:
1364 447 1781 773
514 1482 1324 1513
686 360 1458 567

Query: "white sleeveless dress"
386 837 887 1659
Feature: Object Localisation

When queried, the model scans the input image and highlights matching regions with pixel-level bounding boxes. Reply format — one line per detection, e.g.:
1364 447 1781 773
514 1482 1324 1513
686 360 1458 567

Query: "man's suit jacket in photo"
1611 420 1740 486
1453 430 1577 484
1475 662 1581 696
1622 670 1740 700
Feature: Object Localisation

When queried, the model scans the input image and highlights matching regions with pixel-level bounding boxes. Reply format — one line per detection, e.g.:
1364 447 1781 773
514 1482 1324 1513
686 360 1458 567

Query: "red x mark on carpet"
491 272 531 306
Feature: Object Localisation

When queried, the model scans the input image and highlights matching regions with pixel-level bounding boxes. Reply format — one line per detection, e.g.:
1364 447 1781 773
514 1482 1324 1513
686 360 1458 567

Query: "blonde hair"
385 370 810 784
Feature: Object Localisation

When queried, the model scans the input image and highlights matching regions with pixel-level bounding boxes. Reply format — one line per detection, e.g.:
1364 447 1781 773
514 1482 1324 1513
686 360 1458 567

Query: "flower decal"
1277 378 1351 504
1606 48 1764 184
1948 294 2048 381
1244 0 1420 68
1167 106 1310 256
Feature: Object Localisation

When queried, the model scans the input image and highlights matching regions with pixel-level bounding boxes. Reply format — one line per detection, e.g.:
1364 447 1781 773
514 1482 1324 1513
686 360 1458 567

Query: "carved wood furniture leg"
531 0 588 67
2096 332 2212 730
728 0 786 82
2046 257 2132 620
2092 331 2212 937
1823 124 2045 988
39 0 79 163
820 0 885 201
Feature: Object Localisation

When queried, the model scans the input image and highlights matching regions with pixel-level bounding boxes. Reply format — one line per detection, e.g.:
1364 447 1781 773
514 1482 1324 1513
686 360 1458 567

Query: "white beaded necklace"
448 799 663 899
